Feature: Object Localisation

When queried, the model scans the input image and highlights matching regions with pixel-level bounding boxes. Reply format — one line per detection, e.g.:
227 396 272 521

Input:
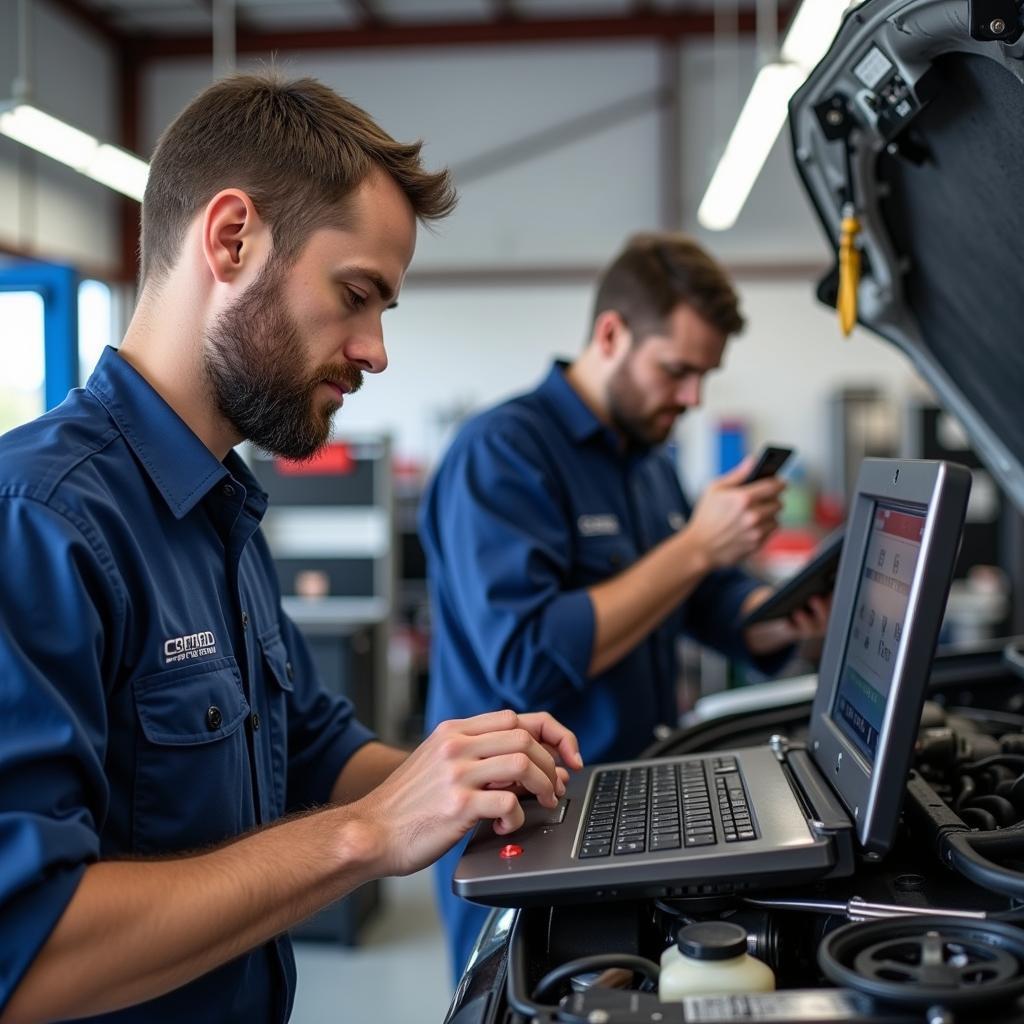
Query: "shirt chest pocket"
132 657 251 855
572 536 636 586
258 630 294 816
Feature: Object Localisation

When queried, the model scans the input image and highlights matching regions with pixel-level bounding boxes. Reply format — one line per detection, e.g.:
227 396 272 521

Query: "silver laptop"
454 458 971 907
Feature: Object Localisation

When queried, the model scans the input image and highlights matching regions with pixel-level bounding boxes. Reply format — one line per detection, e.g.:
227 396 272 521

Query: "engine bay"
447 642 1024 1024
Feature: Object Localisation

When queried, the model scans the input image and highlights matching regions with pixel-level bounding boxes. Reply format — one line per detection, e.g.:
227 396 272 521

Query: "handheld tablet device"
742 528 845 628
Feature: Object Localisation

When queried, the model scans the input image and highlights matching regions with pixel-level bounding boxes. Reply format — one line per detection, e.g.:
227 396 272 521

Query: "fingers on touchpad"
523 797 569 827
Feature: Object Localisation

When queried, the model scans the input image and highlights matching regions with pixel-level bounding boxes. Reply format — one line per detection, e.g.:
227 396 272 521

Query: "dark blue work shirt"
421 362 780 765
0 347 375 1022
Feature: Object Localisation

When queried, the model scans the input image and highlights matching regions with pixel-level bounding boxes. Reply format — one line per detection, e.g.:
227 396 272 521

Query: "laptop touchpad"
522 798 569 827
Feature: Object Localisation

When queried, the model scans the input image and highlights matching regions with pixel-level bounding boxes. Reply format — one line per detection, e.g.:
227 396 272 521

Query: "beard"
606 357 685 448
203 258 362 461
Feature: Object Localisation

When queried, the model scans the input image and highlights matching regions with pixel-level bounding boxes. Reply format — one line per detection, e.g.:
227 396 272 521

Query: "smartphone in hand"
743 445 794 484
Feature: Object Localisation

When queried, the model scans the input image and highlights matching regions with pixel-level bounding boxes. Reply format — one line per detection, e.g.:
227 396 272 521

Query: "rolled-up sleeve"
276 610 377 811
0 495 117 1010
426 428 595 708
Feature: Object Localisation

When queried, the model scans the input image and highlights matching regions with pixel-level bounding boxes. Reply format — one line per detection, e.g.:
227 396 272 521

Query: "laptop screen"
830 502 927 762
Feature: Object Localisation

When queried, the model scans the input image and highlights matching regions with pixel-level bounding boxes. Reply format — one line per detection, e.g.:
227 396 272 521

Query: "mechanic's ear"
201 188 270 284
592 310 631 358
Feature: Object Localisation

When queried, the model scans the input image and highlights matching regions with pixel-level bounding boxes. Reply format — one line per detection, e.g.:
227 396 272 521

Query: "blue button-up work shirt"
422 362 777 765
0 347 375 1022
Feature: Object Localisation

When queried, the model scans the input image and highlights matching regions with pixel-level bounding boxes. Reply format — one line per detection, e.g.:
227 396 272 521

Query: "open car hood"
789 0 1024 511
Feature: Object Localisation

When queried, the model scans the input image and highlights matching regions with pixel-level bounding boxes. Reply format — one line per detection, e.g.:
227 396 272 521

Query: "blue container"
716 419 748 475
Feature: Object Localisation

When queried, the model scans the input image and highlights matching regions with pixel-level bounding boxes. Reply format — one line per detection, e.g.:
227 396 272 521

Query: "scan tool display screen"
831 503 926 762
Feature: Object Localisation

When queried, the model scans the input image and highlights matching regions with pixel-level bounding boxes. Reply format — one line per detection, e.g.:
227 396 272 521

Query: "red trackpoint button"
499 844 524 859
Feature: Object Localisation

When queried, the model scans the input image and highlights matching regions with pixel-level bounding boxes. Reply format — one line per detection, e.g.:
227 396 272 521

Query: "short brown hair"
591 232 745 341
141 72 456 285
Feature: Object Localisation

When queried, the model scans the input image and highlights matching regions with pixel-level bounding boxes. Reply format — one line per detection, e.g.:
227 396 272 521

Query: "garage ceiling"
58 0 783 55
69 1 764 36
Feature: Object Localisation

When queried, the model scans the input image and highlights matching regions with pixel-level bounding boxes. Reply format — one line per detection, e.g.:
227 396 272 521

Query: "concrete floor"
291 869 454 1023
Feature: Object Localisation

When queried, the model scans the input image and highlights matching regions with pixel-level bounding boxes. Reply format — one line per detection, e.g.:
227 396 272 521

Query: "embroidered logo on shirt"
667 511 686 532
577 513 621 537
164 630 218 664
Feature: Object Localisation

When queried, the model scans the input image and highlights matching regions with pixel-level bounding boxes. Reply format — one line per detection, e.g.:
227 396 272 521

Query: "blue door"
0 262 79 433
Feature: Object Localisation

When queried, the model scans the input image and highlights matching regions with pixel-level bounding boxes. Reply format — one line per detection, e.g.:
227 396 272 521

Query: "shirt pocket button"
206 705 223 731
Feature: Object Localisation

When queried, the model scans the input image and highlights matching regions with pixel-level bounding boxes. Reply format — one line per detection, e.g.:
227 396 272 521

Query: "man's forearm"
3 806 380 1024
588 531 710 675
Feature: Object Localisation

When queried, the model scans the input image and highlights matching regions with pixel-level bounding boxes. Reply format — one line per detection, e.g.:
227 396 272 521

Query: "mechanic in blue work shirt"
421 232 831 980
0 74 584 1024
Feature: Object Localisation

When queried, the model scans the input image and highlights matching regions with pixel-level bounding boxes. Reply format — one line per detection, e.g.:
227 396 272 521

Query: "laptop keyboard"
577 757 758 859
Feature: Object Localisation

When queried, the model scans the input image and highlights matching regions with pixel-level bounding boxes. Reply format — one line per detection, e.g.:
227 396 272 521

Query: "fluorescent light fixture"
781 0 850 67
88 143 150 200
698 0 851 231
0 102 149 201
697 62 805 232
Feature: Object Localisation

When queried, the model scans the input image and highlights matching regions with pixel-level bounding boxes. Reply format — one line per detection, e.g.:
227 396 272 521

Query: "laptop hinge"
781 746 857 878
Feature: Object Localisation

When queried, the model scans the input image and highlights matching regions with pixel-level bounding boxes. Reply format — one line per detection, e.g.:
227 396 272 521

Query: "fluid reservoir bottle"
659 921 775 1001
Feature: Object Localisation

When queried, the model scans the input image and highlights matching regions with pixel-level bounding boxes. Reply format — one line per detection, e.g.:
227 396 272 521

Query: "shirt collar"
537 360 659 461
86 346 266 519
536 361 610 444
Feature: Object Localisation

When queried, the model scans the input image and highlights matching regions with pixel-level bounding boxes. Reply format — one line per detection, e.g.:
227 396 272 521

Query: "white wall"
131 33 931 483
0 0 121 273
334 279 595 458
333 274 927 491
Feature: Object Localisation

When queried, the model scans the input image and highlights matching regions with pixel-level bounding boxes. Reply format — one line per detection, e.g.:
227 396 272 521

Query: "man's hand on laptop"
742 587 832 655
348 709 582 877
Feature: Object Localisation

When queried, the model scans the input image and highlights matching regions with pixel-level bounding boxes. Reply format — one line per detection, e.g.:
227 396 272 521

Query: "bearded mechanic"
0 73 581 1024
421 232 830 979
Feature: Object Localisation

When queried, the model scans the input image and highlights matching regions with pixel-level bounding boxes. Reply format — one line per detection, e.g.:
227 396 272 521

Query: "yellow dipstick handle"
837 206 861 337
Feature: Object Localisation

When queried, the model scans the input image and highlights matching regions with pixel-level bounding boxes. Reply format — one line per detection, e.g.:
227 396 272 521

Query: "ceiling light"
698 0 851 231
697 62 805 232
87 142 150 201
3 0 149 202
781 0 850 68
0 102 149 201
